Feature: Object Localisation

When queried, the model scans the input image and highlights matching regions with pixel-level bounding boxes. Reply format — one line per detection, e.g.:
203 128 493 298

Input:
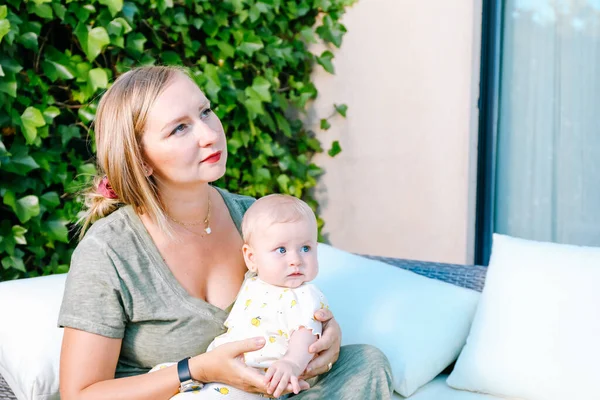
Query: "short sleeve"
285 285 328 338
57 235 128 338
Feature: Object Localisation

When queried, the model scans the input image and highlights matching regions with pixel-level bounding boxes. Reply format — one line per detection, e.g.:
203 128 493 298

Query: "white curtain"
495 0 600 246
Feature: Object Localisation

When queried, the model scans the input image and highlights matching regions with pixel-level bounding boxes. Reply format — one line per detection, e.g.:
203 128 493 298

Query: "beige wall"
309 0 482 264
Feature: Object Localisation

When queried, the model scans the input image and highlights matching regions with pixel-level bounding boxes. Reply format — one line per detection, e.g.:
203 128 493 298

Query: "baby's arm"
264 327 318 397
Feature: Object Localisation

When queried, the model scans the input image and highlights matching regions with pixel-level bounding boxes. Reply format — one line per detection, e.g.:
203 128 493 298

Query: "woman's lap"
289 344 394 400
160 344 393 400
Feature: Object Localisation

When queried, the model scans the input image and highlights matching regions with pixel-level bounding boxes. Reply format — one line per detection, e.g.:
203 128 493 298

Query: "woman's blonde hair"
79 65 189 239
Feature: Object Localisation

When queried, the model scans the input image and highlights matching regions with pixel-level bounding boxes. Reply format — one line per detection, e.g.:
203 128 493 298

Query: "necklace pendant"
205 226 212 235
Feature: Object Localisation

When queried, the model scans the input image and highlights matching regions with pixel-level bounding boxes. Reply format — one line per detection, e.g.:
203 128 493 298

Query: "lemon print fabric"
251 316 261 327
277 329 289 339
269 336 276 343
244 299 252 310
214 387 230 395
290 299 297 308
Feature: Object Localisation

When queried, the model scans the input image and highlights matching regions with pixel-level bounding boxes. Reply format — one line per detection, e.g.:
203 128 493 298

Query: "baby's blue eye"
301 245 310 252
276 247 286 254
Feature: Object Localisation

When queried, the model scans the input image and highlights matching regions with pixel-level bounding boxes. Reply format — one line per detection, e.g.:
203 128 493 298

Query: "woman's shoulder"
80 206 133 243
214 186 255 209
74 206 140 261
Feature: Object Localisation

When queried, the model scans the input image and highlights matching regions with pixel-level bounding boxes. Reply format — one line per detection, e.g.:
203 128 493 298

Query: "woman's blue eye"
276 247 286 254
171 124 187 135
301 246 310 252
201 108 212 119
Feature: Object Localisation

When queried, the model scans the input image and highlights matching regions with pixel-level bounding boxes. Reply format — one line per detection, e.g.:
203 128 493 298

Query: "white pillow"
315 244 480 397
0 273 65 400
447 234 600 399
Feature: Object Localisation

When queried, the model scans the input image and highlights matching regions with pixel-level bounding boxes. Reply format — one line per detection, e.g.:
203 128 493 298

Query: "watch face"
180 380 203 393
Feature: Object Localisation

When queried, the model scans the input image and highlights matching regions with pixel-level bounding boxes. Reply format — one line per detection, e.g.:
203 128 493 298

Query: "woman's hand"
193 337 310 396
300 309 342 380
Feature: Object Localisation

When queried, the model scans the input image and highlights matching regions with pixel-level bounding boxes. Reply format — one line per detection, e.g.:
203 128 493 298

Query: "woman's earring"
143 165 152 177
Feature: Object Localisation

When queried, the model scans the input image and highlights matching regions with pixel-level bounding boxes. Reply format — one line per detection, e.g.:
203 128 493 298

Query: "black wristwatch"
177 357 204 393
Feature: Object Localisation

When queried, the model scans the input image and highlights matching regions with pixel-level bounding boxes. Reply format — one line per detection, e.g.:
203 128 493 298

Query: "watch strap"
177 357 192 383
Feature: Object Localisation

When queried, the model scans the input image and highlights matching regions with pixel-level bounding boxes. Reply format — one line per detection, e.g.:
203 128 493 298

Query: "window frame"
474 0 504 266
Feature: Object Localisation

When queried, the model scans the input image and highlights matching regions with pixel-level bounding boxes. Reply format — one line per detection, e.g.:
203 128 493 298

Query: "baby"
153 194 329 399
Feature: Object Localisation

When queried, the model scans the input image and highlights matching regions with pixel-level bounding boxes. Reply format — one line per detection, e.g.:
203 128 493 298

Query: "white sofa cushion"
447 234 600 399
0 273 65 400
393 374 501 399
315 244 480 397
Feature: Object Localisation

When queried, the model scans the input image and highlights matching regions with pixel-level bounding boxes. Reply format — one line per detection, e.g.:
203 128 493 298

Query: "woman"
58 66 393 400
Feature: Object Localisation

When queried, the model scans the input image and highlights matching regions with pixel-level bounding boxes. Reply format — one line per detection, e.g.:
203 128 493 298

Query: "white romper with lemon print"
151 276 328 399
208 276 328 367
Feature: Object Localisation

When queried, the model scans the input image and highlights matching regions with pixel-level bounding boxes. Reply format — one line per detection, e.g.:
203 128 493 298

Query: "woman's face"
141 72 227 187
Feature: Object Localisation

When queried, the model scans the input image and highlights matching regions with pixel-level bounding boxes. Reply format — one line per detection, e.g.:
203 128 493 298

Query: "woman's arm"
60 329 302 400
60 328 182 400
60 329 263 400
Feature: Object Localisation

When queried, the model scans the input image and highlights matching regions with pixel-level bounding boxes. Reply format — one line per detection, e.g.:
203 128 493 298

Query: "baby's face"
246 218 318 288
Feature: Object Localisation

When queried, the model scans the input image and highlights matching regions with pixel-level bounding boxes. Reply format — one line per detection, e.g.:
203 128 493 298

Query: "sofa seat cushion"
393 375 501 399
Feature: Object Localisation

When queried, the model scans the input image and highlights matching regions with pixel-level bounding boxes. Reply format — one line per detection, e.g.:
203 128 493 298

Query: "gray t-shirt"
58 187 255 378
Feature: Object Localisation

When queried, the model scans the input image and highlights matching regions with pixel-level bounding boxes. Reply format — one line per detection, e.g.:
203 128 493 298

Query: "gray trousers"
168 344 393 400
290 344 394 400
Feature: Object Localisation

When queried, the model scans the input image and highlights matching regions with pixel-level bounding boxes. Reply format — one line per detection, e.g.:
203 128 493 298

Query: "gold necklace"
167 196 212 235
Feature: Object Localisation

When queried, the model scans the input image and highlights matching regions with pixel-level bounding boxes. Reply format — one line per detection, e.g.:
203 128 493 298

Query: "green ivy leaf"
316 15 346 48
12 225 27 245
17 32 38 51
88 68 108 92
0 57 22 74
86 27 110 62
43 106 60 124
78 104 97 124
0 19 10 45
40 192 60 208
2 256 26 272
328 140 342 157
58 125 81 146
108 17 132 36
239 33 264 56
45 218 69 243
52 3 66 20
277 174 290 191
3 153 40 175
20 107 46 144
335 103 348 117
251 77 272 102
5 195 40 223
30 3 53 19
0 74 16 97
126 32 146 58
320 118 331 130
274 113 291 137
316 50 335 74
98 0 123 17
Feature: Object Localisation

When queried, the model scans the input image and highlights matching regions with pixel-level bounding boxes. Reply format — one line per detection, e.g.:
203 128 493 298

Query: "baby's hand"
264 359 303 397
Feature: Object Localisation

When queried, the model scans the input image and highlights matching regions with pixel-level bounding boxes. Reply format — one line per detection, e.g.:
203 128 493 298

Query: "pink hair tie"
98 176 118 199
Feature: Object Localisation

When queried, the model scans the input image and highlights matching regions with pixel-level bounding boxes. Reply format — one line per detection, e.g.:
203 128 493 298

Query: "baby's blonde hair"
242 194 317 244
79 65 191 239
